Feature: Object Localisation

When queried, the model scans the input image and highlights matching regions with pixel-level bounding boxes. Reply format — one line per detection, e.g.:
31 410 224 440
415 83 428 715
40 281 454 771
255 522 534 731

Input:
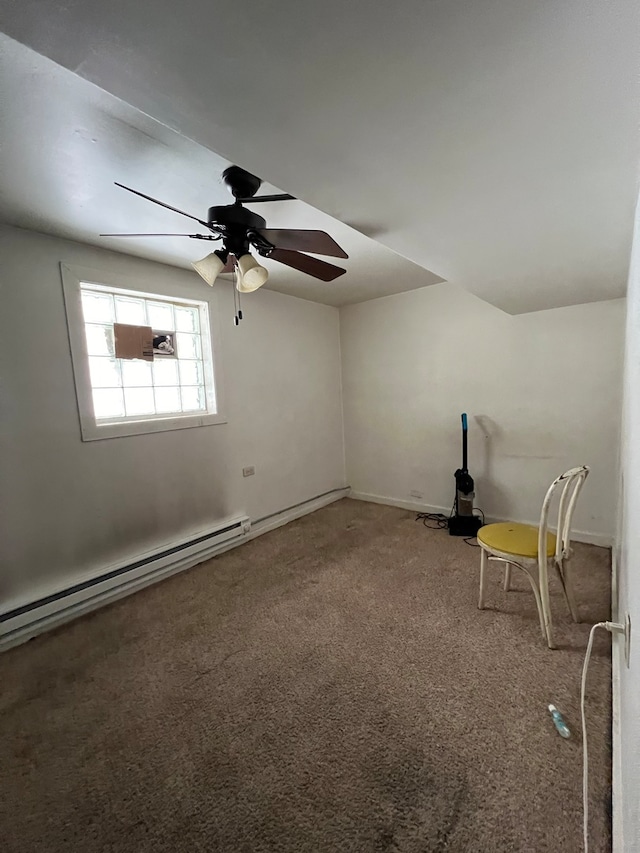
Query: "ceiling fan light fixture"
191 250 228 286
236 252 269 292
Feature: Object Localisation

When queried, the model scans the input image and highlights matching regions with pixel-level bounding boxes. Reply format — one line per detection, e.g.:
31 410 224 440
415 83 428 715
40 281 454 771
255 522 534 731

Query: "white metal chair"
477 466 590 649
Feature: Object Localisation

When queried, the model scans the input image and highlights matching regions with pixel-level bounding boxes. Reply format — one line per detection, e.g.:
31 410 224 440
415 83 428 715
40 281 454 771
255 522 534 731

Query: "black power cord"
415 500 485 546
415 499 455 530
415 512 449 530
462 508 486 547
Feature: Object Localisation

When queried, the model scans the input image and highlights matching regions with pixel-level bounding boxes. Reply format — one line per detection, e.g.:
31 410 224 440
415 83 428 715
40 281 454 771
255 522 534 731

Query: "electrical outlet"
410 490 423 499
609 615 632 667
242 466 255 477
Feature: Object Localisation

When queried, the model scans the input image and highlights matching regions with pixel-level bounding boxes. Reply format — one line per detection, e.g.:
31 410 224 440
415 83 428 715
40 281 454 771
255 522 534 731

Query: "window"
61 264 226 440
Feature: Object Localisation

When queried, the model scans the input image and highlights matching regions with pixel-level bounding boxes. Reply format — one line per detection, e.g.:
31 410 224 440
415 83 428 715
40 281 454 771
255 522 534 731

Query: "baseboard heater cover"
0 515 250 647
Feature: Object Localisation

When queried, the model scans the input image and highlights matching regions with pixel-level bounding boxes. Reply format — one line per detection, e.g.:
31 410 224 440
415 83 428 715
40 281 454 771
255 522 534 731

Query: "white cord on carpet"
580 621 606 853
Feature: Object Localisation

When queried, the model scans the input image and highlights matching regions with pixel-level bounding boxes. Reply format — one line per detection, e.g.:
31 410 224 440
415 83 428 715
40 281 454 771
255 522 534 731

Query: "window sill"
79 410 228 441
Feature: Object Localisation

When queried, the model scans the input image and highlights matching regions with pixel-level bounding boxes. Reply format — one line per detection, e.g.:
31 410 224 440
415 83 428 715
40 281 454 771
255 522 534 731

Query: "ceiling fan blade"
114 183 213 229
100 232 219 239
268 248 346 282
259 229 348 258
237 193 296 203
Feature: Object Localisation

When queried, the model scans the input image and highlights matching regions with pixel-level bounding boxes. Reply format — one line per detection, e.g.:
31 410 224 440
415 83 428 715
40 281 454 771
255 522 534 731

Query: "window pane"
179 359 203 386
81 291 114 323
153 359 179 386
85 324 115 356
115 296 146 325
121 360 152 387
92 388 125 419
175 306 199 333
181 386 205 412
147 301 174 329
124 387 155 416
176 332 201 359
152 332 176 357
88 357 121 388
154 386 181 414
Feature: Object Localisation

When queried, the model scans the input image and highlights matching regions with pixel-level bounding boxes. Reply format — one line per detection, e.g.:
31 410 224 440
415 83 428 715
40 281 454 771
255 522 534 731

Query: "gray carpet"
0 499 612 852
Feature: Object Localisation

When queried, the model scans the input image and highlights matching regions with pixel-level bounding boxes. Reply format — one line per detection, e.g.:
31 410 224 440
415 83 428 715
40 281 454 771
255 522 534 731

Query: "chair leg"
538 558 556 649
479 552 557 649
555 559 580 623
478 547 487 610
525 574 550 645
503 564 512 591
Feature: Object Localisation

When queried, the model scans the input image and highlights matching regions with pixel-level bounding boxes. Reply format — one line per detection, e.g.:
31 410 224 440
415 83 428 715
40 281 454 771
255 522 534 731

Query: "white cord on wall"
580 620 625 853
581 622 605 853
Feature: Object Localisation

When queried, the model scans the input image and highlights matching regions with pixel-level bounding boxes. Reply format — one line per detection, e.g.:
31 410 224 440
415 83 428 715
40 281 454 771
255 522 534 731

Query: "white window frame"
60 263 227 441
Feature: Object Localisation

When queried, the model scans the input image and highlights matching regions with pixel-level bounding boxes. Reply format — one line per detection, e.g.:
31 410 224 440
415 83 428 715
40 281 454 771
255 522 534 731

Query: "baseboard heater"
0 515 250 650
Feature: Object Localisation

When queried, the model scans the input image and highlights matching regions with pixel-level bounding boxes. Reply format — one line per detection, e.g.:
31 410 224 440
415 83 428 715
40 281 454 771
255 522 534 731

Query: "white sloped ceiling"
1 0 639 313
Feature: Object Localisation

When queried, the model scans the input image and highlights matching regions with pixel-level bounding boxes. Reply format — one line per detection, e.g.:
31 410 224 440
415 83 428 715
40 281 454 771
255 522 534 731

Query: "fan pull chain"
232 268 240 326
237 288 243 321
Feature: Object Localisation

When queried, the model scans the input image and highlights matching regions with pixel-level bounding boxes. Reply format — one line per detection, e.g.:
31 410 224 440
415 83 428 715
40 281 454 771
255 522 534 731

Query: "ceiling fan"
102 166 348 293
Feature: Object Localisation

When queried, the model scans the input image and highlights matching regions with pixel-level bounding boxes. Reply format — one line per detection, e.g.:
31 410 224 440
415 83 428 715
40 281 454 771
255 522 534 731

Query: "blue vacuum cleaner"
448 413 483 537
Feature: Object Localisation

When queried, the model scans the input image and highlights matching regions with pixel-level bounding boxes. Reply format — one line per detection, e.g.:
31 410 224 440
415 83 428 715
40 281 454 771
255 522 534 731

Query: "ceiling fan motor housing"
221 166 262 199
208 204 269 257
207 205 266 232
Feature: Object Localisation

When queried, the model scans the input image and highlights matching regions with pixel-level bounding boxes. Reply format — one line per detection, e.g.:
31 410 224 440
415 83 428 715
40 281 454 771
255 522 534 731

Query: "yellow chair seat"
477 522 556 558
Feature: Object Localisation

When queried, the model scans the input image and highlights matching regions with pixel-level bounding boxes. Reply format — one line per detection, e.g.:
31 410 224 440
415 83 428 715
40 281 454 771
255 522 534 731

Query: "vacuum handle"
461 412 468 472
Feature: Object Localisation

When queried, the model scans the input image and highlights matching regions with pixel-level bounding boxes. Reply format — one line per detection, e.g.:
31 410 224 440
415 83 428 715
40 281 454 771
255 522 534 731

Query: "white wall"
340 283 625 543
0 224 346 608
615 197 640 853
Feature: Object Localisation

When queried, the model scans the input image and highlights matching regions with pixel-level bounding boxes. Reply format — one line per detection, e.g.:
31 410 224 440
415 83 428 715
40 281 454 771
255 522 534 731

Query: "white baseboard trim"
249 487 350 539
349 491 450 516
571 530 613 548
348 491 612 547
0 487 349 653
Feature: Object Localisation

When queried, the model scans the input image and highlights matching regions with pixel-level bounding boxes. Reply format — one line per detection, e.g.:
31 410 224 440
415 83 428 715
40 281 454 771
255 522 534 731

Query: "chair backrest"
538 466 590 563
